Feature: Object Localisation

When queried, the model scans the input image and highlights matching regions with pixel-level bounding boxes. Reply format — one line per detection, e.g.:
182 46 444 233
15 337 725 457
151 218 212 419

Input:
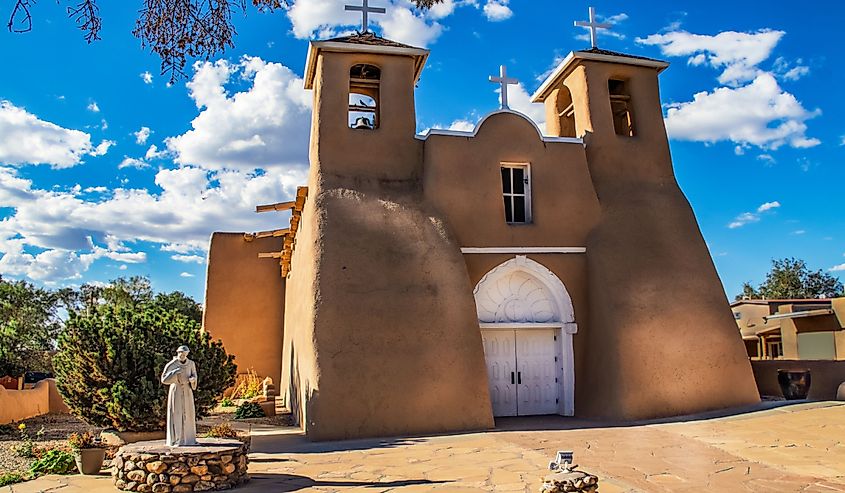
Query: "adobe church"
202 6 760 441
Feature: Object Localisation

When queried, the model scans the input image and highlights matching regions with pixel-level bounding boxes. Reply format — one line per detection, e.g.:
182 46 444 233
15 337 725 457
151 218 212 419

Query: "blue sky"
0 0 842 300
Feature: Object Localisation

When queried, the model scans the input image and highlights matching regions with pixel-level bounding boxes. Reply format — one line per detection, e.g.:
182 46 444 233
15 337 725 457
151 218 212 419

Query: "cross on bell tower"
488 65 519 110
574 6 611 49
345 0 386 33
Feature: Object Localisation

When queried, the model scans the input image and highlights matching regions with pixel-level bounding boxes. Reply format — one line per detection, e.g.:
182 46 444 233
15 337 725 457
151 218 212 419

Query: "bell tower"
533 47 760 421
284 28 493 441
303 33 428 181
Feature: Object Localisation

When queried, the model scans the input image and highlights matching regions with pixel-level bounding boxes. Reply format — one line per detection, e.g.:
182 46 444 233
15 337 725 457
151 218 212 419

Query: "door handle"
511 372 515 385
517 372 522 385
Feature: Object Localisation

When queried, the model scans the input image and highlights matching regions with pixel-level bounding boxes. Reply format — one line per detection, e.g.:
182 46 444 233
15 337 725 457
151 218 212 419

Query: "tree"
735 257 844 301
53 303 236 431
6 0 444 81
0 278 64 376
154 291 204 323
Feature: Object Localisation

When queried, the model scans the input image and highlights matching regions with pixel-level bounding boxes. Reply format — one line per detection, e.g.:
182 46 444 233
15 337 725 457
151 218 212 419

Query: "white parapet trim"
460 247 587 254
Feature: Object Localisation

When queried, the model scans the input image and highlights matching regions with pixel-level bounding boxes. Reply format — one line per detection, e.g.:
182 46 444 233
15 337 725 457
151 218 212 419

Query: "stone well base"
112 438 249 492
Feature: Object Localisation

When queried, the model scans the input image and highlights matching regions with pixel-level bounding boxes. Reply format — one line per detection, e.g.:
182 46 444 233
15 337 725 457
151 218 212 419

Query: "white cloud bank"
285 0 511 47
638 28 820 151
165 56 311 171
0 56 311 283
0 100 113 168
0 165 306 283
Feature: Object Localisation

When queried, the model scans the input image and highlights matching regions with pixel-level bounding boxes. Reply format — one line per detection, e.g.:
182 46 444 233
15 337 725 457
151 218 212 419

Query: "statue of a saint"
161 345 198 446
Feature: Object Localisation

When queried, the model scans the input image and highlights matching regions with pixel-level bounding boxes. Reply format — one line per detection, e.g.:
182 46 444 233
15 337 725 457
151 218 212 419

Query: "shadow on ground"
492 399 830 432
245 474 450 492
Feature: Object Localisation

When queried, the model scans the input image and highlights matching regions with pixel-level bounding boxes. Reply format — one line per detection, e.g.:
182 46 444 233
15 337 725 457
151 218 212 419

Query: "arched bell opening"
348 63 381 130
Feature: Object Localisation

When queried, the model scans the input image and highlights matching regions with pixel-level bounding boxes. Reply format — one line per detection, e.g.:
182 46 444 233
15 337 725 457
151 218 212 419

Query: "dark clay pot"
75 447 106 475
777 369 811 400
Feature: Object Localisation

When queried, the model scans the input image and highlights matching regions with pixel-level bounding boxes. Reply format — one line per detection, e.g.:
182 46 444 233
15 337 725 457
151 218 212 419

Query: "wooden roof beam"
258 252 283 259
256 200 295 213
254 228 290 239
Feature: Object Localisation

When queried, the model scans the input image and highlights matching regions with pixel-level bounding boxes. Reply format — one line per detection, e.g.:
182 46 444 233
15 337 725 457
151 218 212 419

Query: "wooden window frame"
500 162 532 225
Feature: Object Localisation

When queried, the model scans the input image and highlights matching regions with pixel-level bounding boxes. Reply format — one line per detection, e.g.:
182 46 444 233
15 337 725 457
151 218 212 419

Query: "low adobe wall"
202 233 286 384
0 378 69 424
751 360 845 400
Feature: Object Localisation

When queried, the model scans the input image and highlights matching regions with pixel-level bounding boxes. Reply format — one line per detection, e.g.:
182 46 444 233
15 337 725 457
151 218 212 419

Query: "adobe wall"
286 50 494 440
0 379 68 425
562 61 759 420
280 174 321 429
422 112 600 407
751 360 845 400
202 233 286 382
421 112 597 249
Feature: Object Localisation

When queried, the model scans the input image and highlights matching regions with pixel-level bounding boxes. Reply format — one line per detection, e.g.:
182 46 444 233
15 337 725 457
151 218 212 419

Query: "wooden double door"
481 329 560 417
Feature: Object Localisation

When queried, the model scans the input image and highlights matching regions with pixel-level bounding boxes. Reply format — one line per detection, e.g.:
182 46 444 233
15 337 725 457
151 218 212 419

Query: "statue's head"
176 345 190 362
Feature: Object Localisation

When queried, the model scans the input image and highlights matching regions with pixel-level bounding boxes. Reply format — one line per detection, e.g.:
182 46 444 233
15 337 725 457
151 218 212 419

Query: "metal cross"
345 0 386 34
488 65 519 109
574 6 611 49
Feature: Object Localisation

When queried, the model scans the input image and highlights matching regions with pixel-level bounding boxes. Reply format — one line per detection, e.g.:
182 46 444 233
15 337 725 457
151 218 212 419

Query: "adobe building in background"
203 19 760 440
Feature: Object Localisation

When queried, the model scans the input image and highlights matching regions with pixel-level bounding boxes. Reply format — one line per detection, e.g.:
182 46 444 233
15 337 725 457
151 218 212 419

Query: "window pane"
512 167 524 194
513 196 526 223
503 197 513 223
501 167 511 194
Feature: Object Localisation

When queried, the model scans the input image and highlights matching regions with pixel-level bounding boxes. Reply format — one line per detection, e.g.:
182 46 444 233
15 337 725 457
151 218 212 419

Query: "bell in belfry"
352 116 374 129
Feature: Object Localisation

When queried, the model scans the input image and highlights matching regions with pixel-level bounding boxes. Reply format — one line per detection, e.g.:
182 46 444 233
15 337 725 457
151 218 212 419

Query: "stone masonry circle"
112 438 249 492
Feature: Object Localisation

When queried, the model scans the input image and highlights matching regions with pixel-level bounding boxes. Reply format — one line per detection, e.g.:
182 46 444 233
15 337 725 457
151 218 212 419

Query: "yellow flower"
17 423 25 430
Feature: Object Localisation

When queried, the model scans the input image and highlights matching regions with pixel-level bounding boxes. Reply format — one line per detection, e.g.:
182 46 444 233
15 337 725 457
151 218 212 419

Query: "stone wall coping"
118 438 244 455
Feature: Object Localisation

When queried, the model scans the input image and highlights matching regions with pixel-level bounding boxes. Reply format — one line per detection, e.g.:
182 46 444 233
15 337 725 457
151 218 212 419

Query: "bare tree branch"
8 0 34 33
6 0 444 82
67 0 102 43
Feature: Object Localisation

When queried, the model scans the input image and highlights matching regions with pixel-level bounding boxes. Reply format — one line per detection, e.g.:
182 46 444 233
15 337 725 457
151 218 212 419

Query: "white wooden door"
515 329 559 416
481 330 518 417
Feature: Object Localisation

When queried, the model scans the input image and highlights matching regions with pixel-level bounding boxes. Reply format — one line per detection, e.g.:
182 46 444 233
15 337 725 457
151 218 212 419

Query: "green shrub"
53 304 237 432
234 401 265 419
0 473 24 487
29 449 76 476
219 397 234 407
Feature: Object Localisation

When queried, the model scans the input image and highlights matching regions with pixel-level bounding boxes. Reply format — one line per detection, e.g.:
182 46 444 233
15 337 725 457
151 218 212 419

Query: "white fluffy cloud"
638 29 784 86
639 28 820 151
134 126 152 145
172 254 205 264
0 100 112 168
505 83 546 133
728 201 780 229
0 164 306 283
141 71 154 84
166 57 311 171
482 1 512 21
87 102 100 113
664 74 820 150
118 157 149 169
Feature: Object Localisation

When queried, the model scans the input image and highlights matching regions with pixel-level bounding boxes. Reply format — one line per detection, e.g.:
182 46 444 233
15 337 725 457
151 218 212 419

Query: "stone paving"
4 401 844 493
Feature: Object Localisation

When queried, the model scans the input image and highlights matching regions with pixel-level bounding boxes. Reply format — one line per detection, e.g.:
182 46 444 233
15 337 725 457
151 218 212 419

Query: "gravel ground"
0 413 100 475
0 410 288 476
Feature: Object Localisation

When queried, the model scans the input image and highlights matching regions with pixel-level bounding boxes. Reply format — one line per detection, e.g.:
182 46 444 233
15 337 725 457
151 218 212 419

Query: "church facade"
201 32 760 441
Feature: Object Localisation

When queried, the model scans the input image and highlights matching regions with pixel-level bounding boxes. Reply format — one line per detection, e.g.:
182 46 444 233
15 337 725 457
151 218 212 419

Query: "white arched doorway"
474 256 576 417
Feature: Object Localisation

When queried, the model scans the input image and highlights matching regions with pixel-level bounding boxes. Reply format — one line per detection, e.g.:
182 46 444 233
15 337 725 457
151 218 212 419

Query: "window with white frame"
500 163 531 224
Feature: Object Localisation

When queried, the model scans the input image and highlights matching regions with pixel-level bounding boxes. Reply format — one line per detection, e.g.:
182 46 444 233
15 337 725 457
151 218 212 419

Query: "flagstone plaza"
5 401 844 493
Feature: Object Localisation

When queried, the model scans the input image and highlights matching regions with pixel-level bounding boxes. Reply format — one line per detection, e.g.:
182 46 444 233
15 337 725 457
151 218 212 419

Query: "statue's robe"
161 357 198 446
